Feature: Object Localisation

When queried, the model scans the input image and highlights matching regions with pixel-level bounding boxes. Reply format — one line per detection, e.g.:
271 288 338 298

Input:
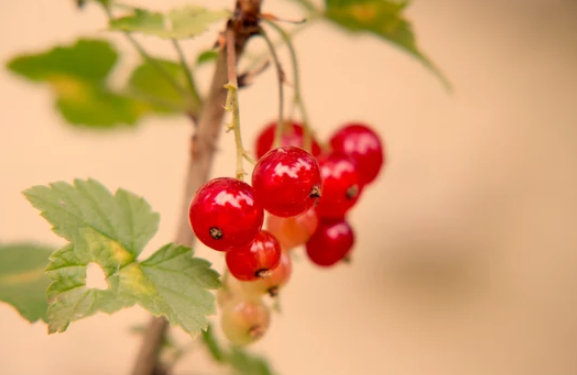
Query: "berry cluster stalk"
224 28 251 180
260 27 285 149
132 1 263 375
263 19 314 152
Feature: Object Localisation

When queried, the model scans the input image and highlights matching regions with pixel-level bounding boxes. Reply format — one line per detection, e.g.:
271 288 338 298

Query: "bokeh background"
2 0 577 374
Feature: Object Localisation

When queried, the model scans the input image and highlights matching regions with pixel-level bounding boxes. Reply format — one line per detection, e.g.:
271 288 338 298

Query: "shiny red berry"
266 208 319 250
315 153 363 218
255 120 322 159
306 218 354 267
189 177 264 252
226 230 282 281
252 146 322 218
329 123 384 186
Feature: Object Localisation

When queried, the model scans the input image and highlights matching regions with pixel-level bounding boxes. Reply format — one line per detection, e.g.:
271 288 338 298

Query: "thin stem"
104 7 191 110
264 19 313 151
244 13 320 71
224 29 248 180
259 27 285 149
125 36 187 98
171 39 203 113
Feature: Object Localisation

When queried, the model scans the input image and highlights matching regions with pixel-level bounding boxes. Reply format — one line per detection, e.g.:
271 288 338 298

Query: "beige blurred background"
2 0 577 374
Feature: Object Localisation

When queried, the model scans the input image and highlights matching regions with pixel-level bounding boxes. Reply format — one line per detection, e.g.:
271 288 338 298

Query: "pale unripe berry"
221 298 271 345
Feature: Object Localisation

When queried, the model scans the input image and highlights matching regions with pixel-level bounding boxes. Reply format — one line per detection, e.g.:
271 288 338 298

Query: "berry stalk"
264 19 314 152
259 27 285 149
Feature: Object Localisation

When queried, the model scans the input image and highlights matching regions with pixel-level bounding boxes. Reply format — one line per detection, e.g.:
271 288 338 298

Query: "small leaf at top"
109 6 230 40
0 243 53 323
280 0 318 12
76 0 109 9
23 179 220 335
324 0 449 88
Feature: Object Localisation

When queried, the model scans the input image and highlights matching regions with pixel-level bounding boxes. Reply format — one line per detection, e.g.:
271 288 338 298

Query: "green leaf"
324 0 449 88
6 38 181 127
131 243 221 334
23 179 220 335
201 324 277 375
55 82 147 127
0 243 53 323
196 49 218 67
45 243 131 333
127 59 188 113
109 6 230 40
23 179 159 256
6 39 154 127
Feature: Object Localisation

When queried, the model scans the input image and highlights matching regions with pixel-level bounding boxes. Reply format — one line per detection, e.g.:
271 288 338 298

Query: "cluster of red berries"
188 121 384 345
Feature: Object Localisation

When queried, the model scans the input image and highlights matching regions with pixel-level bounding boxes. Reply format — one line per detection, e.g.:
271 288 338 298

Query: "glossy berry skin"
315 153 363 219
189 177 264 252
306 218 354 267
240 251 293 297
252 146 322 218
330 123 384 186
255 120 322 159
226 230 282 281
221 298 271 346
267 209 319 250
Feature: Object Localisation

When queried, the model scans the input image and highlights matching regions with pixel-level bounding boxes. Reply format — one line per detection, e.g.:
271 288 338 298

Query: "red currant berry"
240 251 293 297
189 177 264 252
221 298 271 345
315 153 363 218
306 218 354 267
329 123 384 186
255 120 322 159
226 230 282 281
266 209 319 250
252 146 322 218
